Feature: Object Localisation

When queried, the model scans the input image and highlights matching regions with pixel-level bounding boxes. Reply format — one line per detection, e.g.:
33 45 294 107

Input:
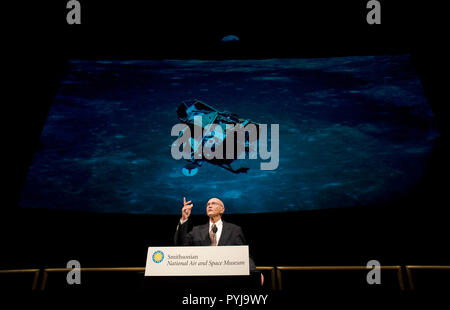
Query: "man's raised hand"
181 197 193 221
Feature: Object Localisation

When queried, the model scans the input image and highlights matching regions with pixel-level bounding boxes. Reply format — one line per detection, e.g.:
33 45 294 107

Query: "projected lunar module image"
173 99 263 176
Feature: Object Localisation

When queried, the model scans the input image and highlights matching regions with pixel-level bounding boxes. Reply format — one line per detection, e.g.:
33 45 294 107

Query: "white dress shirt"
209 219 223 245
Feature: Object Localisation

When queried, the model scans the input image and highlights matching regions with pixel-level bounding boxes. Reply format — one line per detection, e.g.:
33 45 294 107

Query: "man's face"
206 198 225 218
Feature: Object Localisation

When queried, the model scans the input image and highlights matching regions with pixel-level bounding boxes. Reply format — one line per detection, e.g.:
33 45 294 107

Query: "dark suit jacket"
174 219 256 271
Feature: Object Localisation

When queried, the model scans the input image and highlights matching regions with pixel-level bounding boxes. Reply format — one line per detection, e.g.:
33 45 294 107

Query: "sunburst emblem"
152 251 164 263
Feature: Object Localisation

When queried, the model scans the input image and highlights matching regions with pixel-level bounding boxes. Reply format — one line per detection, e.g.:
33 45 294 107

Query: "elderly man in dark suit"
174 197 261 283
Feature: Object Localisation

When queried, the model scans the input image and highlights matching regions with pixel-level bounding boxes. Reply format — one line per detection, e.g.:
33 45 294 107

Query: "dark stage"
3 0 448 301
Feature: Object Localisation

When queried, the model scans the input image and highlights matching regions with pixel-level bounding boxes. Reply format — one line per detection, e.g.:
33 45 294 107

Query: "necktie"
209 224 217 246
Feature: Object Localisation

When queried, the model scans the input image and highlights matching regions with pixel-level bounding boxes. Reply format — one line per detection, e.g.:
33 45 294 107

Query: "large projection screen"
19 55 439 214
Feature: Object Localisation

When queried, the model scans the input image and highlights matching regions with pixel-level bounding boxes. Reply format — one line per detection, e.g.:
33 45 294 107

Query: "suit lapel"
200 223 210 246
218 221 231 246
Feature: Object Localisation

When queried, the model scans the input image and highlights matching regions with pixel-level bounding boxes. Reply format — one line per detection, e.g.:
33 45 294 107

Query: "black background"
4 0 448 277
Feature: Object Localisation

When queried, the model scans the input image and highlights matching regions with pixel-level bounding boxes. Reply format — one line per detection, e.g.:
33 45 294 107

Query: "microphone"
212 225 218 233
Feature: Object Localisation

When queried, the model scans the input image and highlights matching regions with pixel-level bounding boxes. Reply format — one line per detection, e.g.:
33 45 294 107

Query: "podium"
143 245 261 289
140 272 262 290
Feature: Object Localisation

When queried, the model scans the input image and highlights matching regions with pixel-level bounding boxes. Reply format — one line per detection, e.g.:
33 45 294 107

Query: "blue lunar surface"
19 56 439 214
